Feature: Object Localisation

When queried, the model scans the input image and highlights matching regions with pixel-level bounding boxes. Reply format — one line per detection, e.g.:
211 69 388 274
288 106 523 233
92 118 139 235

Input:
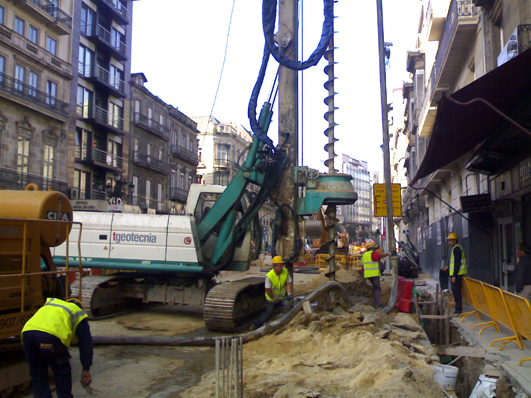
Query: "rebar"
215 336 243 398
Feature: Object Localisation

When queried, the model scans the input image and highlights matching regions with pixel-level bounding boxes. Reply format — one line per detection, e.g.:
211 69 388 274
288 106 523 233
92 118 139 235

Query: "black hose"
91 281 352 347
262 0 334 70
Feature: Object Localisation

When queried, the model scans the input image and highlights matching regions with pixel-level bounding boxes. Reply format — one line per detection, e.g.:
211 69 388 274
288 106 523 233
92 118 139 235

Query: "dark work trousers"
451 275 464 313
23 330 73 398
369 276 382 308
253 299 291 329
439 268 449 291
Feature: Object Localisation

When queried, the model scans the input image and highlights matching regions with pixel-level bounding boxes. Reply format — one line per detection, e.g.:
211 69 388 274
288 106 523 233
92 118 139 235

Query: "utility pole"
275 0 303 275
376 0 398 282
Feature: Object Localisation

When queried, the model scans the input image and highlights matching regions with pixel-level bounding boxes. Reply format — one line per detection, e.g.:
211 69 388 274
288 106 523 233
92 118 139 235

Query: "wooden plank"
420 315 450 320
433 345 486 358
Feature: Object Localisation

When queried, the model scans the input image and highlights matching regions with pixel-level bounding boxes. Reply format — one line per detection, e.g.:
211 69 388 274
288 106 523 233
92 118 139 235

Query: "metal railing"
74 146 124 169
134 113 170 138
93 65 126 95
0 166 67 193
0 72 68 117
517 24 531 53
94 105 125 131
95 24 127 59
30 0 72 30
133 151 170 174
101 0 129 22
169 187 188 202
430 0 477 94
171 144 198 164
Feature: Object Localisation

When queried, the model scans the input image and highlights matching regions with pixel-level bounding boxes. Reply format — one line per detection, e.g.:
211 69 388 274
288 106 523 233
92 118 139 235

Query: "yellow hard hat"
447 232 458 240
366 244 376 251
272 256 285 264
66 297 83 309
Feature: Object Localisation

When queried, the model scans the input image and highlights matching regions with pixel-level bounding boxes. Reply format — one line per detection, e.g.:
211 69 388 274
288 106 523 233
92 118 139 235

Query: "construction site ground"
8 262 531 398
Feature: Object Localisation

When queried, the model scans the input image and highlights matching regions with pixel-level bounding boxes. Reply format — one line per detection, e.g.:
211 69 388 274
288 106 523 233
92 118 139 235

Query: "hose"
91 281 352 347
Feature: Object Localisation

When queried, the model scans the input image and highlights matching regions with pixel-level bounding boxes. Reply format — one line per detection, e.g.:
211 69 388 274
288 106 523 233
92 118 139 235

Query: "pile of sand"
183 299 446 397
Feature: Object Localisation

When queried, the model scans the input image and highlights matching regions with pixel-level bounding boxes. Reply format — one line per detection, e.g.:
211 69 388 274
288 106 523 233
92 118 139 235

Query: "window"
27 25 38 44
147 143 152 163
80 3 95 36
159 114 164 127
214 172 229 186
76 86 92 117
109 65 123 90
0 5 4 25
46 36 57 55
172 130 178 146
29 71 38 98
43 144 54 180
110 28 124 51
179 171 185 189
146 179 152 207
74 169 90 199
157 183 163 211
158 147 163 160
46 80 57 107
147 107 153 127
14 64 25 93
0 55 5 85
14 16 24 35
78 45 94 77
17 136 30 174
109 102 123 129
75 128 90 160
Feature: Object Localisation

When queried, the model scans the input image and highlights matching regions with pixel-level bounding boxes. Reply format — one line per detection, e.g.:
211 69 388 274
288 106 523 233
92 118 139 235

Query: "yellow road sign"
373 183 402 217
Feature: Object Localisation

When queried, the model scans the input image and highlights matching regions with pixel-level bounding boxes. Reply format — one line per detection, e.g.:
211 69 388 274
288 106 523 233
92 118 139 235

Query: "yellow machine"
0 188 75 341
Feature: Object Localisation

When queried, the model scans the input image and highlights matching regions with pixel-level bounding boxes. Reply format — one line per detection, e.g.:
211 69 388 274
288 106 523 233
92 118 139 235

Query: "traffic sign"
373 183 402 217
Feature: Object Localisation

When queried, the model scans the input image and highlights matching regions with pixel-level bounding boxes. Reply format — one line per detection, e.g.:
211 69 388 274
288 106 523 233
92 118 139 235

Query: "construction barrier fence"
462 277 531 365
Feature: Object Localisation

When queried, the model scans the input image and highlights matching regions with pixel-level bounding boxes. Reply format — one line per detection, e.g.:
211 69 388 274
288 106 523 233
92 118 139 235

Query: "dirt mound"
183 280 446 398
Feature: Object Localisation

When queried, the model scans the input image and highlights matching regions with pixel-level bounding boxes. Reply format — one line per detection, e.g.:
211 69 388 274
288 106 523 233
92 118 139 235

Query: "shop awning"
410 48 531 186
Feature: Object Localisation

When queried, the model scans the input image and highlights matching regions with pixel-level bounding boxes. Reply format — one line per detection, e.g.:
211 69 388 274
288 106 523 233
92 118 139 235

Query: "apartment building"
193 116 252 186
69 0 133 211
402 0 531 291
0 0 73 192
340 154 372 238
130 73 199 215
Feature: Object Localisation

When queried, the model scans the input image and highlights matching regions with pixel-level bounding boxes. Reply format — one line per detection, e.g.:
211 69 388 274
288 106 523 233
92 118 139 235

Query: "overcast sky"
131 0 421 175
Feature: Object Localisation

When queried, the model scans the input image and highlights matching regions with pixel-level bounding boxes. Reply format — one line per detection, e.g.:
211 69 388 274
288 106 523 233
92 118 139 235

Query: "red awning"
410 48 531 185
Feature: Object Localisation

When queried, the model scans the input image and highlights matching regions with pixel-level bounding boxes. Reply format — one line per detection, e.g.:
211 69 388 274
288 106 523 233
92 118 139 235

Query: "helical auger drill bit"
323 3 339 280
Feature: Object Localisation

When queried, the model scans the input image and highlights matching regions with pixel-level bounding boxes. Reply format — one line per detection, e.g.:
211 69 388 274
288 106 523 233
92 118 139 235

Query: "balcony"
75 145 124 171
14 0 72 35
0 25 72 77
0 72 68 119
419 0 478 137
133 151 170 175
88 105 125 134
87 65 126 98
426 0 450 41
98 0 129 25
89 25 128 61
170 144 198 164
134 113 170 139
0 166 67 194
169 187 188 203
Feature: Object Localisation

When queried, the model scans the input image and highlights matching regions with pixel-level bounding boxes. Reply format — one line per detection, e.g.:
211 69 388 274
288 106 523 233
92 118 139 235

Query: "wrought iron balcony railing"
100 0 129 23
169 187 188 202
133 151 170 174
75 146 124 169
134 113 170 138
0 166 67 194
170 144 198 164
0 72 68 117
92 65 126 96
94 105 125 131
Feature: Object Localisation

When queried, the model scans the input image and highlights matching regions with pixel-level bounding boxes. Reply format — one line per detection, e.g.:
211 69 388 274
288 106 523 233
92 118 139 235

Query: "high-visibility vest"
266 268 288 301
450 244 467 276
362 251 380 278
22 298 88 348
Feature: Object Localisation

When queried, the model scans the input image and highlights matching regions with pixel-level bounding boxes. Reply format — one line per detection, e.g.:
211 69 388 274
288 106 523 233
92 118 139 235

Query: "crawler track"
203 277 265 332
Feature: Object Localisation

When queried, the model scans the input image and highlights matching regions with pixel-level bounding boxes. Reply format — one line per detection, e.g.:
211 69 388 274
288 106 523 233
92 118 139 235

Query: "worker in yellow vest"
251 255 293 330
22 297 93 398
447 232 467 316
363 244 389 308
